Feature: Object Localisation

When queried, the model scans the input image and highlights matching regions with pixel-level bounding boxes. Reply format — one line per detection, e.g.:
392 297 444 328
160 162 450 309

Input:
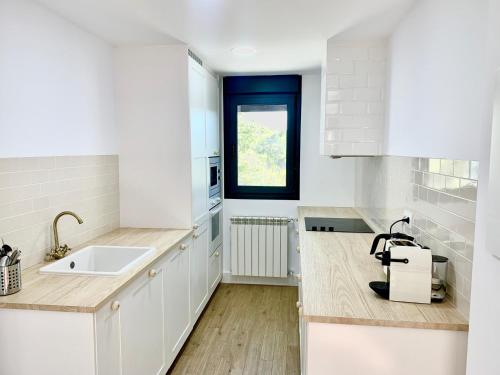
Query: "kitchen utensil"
369 232 415 254
0 256 9 267
0 242 13 257
0 259 22 296
8 249 20 266
369 216 414 255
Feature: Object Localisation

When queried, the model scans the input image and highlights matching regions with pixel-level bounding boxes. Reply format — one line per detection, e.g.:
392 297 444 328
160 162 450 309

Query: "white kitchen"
0 0 499 374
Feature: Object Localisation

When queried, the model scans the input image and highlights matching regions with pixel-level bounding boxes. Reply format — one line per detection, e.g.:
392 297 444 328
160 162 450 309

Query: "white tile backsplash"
0 155 120 269
355 156 478 318
339 74 367 88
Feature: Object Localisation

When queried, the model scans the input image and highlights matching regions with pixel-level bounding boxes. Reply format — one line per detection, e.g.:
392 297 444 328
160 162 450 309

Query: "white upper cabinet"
189 60 207 158
206 72 220 157
189 57 220 159
320 39 387 156
191 157 208 223
188 56 220 222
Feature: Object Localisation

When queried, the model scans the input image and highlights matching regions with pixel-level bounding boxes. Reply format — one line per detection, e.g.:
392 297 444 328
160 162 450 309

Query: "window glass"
237 104 288 187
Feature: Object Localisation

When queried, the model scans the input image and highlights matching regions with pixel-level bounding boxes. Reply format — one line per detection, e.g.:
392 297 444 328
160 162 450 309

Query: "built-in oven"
209 203 223 254
209 156 221 198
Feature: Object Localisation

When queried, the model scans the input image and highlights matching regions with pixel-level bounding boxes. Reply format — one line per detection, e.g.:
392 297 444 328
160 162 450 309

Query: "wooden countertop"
298 206 469 331
0 228 192 313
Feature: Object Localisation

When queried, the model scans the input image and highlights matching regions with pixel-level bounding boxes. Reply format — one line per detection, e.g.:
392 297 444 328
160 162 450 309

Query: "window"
223 75 301 200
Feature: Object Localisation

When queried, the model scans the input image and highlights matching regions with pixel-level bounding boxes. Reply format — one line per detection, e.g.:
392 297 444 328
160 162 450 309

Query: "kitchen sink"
39 246 155 276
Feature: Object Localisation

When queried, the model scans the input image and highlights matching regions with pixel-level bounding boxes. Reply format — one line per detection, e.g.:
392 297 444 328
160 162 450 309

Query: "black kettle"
369 216 414 256
369 232 415 255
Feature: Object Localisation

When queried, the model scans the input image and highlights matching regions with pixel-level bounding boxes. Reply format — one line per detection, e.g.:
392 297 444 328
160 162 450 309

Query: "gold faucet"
45 211 83 261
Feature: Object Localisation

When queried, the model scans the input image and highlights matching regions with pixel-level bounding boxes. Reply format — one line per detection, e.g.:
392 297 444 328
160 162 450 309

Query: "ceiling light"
231 46 257 57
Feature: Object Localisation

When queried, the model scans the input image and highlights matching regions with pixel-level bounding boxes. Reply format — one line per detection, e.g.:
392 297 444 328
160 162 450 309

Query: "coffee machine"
370 238 433 304
368 218 448 304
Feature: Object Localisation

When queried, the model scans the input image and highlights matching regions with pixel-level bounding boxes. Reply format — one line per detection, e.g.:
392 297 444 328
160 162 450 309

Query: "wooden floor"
167 283 300 375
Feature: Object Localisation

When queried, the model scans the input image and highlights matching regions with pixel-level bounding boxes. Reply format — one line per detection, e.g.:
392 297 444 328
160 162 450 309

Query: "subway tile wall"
355 156 478 318
322 39 387 156
0 156 120 269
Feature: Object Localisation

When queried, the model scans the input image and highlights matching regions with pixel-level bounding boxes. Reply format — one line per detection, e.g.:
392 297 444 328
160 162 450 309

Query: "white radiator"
230 216 289 278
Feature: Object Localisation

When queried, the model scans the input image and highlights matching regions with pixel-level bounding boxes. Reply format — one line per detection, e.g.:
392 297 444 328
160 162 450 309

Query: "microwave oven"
209 156 221 198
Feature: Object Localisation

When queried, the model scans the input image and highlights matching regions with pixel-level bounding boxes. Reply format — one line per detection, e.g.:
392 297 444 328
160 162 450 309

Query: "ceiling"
35 0 415 74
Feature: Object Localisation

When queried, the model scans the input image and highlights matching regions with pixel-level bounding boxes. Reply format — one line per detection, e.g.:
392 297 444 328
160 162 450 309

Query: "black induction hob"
304 217 374 233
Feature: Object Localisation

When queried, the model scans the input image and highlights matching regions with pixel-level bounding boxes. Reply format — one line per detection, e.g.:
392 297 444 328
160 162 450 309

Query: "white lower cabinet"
95 303 122 375
95 236 220 375
190 221 209 321
96 265 166 375
298 278 307 375
164 242 191 365
0 234 222 375
208 245 222 293
120 268 165 375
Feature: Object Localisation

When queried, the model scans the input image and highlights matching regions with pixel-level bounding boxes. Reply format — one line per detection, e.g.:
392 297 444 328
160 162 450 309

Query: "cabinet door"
298 278 307 374
189 59 207 158
95 302 122 375
206 73 220 157
190 223 209 321
164 242 191 363
208 245 222 293
120 269 165 375
320 41 385 156
192 157 208 222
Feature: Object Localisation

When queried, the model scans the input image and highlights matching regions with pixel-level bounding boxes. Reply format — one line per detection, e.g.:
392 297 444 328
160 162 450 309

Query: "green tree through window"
237 106 287 187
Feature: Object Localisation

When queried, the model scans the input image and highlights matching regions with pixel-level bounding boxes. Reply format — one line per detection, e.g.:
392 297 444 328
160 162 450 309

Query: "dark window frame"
223 75 301 200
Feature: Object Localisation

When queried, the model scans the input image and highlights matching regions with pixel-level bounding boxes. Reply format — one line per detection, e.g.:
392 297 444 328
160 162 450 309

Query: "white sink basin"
39 246 155 276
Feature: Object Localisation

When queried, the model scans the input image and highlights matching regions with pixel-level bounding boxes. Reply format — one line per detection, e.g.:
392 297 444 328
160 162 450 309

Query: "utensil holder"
0 261 21 296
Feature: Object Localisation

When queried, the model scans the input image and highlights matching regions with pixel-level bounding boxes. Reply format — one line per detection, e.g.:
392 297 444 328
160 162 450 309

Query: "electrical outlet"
403 210 413 227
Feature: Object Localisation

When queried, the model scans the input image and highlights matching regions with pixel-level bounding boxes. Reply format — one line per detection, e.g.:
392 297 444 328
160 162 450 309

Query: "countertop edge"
302 314 469 332
0 303 95 314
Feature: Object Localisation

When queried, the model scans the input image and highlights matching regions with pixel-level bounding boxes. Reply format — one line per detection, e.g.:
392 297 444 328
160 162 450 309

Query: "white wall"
0 0 117 157
466 0 500 373
385 0 500 373
223 74 356 274
386 0 489 161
